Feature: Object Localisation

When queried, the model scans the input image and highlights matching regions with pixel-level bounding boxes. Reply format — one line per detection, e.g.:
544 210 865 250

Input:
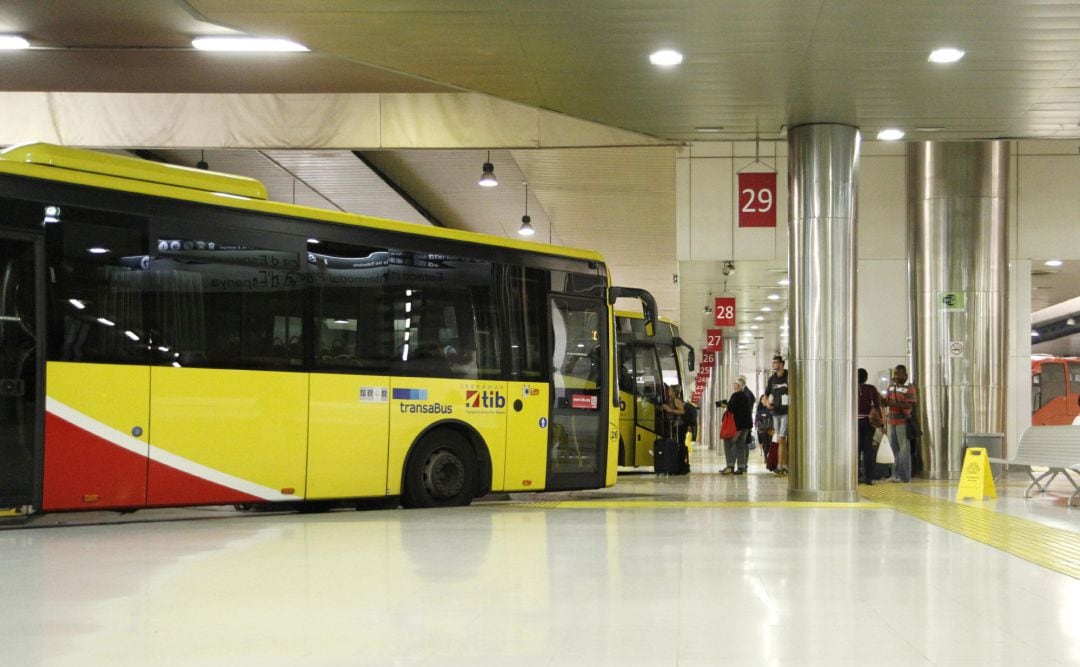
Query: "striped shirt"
885 383 917 426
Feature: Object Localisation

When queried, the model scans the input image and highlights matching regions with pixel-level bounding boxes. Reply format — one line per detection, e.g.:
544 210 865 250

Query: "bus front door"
0 234 41 508
547 295 607 491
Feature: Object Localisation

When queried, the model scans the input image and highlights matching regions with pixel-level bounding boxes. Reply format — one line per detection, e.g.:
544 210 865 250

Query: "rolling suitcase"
766 439 779 471
653 437 680 474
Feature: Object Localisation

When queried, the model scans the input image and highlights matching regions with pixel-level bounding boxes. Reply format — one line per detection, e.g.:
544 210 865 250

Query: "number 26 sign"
738 172 776 228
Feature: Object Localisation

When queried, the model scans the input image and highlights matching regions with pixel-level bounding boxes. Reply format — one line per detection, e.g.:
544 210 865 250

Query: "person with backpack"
764 355 790 477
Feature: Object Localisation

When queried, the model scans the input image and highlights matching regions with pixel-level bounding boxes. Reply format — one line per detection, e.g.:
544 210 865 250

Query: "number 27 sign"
738 172 776 228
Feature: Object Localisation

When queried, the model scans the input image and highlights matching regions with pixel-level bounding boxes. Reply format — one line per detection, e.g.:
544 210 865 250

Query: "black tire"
402 430 478 508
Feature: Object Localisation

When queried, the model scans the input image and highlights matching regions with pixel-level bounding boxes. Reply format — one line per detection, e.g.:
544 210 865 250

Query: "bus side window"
308 241 395 374
45 209 150 365
506 266 548 382
149 236 303 369
1042 362 1066 406
394 253 500 380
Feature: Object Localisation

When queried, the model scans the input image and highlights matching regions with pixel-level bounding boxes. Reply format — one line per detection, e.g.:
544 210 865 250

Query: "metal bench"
987 426 1080 506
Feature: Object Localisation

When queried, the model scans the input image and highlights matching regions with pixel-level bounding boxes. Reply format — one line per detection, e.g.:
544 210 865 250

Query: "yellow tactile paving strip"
859 484 1080 580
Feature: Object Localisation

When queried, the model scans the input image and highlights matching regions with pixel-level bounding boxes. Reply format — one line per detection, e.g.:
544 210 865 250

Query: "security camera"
721 261 735 276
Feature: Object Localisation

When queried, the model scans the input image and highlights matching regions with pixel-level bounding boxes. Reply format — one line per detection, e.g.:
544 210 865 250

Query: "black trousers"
857 417 877 482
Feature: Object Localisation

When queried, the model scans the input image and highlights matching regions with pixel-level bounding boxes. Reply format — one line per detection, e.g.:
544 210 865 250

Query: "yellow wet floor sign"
956 447 997 501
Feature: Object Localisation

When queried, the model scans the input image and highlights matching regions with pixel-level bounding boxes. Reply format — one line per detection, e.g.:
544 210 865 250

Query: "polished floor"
2 444 1079 666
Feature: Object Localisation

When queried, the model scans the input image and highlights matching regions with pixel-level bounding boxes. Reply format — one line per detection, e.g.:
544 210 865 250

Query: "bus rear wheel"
403 431 478 508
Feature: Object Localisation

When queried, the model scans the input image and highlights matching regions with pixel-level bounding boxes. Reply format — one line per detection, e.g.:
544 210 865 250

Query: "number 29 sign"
738 172 777 228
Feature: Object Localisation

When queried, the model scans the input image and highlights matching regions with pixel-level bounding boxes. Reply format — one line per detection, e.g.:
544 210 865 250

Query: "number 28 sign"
738 172 776 228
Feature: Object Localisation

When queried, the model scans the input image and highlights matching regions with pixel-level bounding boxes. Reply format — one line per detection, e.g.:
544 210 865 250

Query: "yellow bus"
614 312 694 468
0 143 656 513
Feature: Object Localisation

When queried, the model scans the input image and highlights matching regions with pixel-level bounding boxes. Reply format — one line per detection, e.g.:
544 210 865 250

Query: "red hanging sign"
714 298 736 327
701 351 716 367
738 172 777 228
705 329 723 353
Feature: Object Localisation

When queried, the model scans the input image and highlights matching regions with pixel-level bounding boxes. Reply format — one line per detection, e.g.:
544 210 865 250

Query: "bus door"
0 233 42 508
632 344 664 464
547 295 607 490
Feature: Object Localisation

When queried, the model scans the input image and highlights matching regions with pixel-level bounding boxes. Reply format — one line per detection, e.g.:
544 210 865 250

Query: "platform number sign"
705 329 723 353
738 172 777 228
714 298 736 327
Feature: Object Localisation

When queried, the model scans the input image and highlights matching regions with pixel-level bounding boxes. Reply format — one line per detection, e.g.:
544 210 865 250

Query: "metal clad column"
788 124 860 502
908 142 1008 478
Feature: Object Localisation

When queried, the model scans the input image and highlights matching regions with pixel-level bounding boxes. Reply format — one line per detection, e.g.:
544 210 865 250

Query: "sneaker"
733 469 744 475
720 467 734 475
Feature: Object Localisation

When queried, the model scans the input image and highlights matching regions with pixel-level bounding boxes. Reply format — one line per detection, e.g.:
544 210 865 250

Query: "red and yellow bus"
614 312 694 468
0 143 656 513
1031 355 1080 425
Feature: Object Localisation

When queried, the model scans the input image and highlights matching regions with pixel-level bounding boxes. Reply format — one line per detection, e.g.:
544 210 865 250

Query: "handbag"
905 413 923 439
719 410 737 440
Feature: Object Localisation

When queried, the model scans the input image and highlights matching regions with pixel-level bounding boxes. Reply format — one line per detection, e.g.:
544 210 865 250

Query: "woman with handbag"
856 368 883 485
716 377 753 474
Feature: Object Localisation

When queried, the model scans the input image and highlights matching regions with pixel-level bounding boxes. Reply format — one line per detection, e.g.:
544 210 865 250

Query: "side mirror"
674 336 696 371
609 286 658 335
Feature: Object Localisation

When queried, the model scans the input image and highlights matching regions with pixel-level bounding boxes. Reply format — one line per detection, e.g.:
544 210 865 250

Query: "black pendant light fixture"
518 182 535 236
478 150 498 187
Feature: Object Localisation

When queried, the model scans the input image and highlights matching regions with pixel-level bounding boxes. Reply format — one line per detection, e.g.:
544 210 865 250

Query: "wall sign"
714 298 736 327
738 172 777 228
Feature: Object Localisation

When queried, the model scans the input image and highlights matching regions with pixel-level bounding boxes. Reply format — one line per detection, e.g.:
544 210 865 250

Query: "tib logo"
466 390 506 409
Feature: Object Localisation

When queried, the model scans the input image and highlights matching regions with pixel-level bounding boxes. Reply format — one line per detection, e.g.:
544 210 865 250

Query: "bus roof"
0 142 606 265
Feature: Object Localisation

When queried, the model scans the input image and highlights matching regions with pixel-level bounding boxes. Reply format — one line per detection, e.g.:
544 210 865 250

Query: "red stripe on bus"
147 460 262 507
44 412 264 511
43 412 148 511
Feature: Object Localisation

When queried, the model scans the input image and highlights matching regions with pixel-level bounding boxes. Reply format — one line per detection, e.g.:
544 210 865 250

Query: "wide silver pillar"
908 142 1008 478
787 124 860 502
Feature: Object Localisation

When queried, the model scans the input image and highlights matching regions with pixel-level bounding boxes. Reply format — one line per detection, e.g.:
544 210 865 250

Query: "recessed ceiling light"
750 325 759 330
778 278 790 286
1044 259 1064 267
192 37 309 52
767 294 781 301
915 127 946 132
928 48 965 64
754 316 764 321
761 306 772 312
87 247 110 254
0 35 29 50
1031 330 1039 337
695 127 724 133
877 128 905 141
649 49 683 66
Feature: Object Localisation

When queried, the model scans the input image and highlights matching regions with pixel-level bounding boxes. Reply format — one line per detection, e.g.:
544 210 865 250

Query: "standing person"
884 365 917 483
717 377 753 474
738 374 755 406
764 355 790 476
661 384 686 442
755 395 774 471
856 368 883 485
683 399 699 445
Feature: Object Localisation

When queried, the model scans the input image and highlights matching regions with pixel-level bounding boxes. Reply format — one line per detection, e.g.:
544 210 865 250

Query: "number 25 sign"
738 172 776 228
